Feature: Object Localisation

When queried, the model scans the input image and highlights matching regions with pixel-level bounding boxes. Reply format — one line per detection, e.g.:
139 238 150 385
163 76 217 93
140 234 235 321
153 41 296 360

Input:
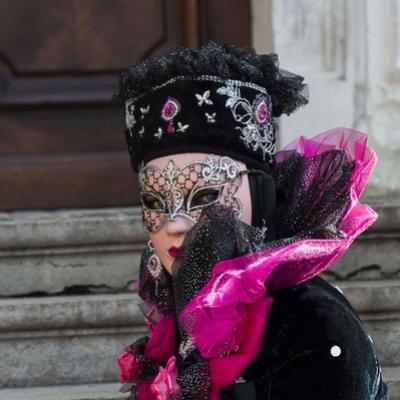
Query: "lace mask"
138 155 245 233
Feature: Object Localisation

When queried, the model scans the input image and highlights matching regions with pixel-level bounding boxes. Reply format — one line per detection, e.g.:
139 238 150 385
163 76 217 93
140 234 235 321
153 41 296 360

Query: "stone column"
252 0 400 197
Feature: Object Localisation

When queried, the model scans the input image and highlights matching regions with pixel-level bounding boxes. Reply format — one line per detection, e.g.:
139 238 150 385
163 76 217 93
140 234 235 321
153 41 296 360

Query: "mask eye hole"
188 187 222 210
141 192 166 211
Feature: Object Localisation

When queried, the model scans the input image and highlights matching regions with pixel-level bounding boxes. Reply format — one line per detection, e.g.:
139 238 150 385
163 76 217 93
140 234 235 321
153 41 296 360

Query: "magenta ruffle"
178 127 377 397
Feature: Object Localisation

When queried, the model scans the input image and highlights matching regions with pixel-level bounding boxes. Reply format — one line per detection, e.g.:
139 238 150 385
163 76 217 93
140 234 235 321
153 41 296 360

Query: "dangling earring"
146 240 163 292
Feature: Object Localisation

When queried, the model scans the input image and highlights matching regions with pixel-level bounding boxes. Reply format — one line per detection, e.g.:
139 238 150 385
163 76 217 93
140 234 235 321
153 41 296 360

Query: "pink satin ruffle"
179 127 378 395
118 314 177 400
151 356 180 400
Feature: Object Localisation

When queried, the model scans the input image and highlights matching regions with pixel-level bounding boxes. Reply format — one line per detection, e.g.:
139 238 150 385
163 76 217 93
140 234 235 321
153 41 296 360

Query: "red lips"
168 246 182 258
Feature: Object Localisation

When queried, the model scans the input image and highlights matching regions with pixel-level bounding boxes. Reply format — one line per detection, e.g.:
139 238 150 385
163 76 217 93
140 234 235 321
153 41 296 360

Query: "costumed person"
116 43 389 399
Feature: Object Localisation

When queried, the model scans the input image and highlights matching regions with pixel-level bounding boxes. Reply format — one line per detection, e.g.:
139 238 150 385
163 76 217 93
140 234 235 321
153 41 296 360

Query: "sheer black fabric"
273 150 354 241
248 149 354 247
247 169 276 241
171 206 265 400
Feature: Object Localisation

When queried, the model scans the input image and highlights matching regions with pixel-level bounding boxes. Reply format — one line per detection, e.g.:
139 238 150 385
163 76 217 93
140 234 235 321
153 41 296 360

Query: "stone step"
0 293 146 388
337 280 400 368
325 198 400 281
0 383 126 400
0 200 399 296
0 367 398 400
0 207 144 296
385 367 400 400
1 280 399 388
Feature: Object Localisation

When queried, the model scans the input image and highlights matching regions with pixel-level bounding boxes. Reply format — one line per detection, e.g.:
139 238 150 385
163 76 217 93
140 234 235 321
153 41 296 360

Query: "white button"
330 345 342 357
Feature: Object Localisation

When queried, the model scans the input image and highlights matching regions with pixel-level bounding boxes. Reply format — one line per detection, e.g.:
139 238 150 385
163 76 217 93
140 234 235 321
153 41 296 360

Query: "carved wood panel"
0 0 251 210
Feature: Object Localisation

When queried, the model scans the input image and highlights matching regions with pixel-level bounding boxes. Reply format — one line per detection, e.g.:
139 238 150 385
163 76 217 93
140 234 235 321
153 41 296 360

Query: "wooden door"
0 0 251 210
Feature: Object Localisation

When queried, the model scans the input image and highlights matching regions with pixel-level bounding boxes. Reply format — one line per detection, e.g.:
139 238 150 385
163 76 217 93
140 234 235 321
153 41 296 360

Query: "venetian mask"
138 154 248 233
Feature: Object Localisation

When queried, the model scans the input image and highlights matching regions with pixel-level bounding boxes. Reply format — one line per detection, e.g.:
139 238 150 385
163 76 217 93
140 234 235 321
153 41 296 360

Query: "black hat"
118 43 308 173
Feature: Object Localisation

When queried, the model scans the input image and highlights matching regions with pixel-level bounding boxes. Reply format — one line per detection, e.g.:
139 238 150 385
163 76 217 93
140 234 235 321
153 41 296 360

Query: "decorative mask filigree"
138 155 244 233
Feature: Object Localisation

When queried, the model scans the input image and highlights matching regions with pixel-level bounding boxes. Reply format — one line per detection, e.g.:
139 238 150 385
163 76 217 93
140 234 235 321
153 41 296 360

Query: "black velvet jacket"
221 277 389 400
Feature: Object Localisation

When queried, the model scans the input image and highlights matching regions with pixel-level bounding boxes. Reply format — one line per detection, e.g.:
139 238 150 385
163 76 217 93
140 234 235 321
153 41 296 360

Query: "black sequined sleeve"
240 277 389 400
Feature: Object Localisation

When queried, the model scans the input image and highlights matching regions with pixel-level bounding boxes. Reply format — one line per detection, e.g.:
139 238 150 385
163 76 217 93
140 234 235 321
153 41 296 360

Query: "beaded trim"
128 75 268 104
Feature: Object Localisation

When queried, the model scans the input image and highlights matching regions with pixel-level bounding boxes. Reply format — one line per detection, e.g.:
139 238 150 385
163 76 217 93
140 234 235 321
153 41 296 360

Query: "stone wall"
252 0 400 198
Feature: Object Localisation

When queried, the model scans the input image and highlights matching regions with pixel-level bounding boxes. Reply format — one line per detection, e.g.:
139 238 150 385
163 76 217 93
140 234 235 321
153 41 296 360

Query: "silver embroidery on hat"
140 105 150 118
195 90 214 106
205 112 216 124
177 122 190 133
217 81 275 160
138 126 145 137
125 76 275 162
154 127 163 139
125 99 136 129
